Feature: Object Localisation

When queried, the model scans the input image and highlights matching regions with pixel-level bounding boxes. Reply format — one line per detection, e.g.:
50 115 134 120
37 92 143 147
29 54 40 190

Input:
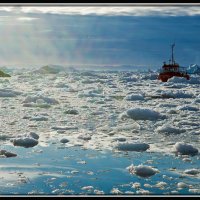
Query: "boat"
158 43 190 82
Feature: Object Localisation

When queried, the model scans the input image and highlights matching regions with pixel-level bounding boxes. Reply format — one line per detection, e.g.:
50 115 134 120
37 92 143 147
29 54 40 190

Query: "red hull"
158 72 190 82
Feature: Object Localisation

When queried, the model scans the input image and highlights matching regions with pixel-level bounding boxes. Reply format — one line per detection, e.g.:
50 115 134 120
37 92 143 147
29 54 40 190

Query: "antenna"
171 43 175 65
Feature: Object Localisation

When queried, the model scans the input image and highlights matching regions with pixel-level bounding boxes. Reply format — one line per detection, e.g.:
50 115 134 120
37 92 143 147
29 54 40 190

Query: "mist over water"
0 6 200 68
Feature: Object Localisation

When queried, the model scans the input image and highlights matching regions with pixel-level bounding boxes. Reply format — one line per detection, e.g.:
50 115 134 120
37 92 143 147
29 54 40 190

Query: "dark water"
0 143 199 196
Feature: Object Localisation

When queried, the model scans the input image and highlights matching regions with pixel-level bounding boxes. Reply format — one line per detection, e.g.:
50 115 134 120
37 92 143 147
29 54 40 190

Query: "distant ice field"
1 69 199 154
0 68 200 195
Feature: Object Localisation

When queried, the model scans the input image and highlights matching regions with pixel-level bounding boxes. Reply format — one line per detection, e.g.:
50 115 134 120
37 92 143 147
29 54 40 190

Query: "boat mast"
171 43 175 65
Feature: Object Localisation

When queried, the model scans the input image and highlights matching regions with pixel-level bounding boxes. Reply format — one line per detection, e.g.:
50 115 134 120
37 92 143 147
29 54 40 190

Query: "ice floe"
174 142 199 156
0 150 17 158
28 132 39 140
52 126 78 131
121 108 166 121
30 116 48 121
124 94 144 101
0 89 22 97
177 182 189 189
115 142 150 152
60 138 69 143
77 133 91 141
127 164 159 178
12 137 38 148
184 168 200 175
23 95 59 105
177 105 199 111
155 124 185 135
64 109 79 115
161 90 194 99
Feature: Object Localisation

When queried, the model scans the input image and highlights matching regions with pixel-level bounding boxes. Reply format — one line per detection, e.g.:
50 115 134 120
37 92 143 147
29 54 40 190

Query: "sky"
0 5 200 68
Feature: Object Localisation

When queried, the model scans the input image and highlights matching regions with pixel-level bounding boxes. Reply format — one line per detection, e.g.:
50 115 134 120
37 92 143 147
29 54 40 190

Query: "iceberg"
187 64 200 74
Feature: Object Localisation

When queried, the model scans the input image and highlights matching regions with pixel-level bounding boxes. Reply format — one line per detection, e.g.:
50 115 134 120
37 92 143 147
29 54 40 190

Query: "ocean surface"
0 67 200 196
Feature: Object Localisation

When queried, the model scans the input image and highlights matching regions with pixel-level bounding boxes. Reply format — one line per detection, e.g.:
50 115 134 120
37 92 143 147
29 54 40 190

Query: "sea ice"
174 142 199 155
127 164 159 177
64 109 79 115
51 126 78 131
155 124 185 135
184 168 200 175
0 89 22 97
161 91 194 99
0 150 17 157
177 105 199 111
30 116 48 121
29 132 39 140
110 188 123 194
77 133 91 141
115 142 150 152
60 138 69 143
12 137 38 148
0 134 12 141
81 186 94 191
121 108 166 121
23 95 59 105
177 182 189 189
124 94 144 101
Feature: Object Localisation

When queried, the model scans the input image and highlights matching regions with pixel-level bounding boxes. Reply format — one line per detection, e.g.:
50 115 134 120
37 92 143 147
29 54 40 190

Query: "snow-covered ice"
12 137 38 148
127 164 159 177
120 107 166 121
115 142 150 152
174 142 199 155
0 69 200 156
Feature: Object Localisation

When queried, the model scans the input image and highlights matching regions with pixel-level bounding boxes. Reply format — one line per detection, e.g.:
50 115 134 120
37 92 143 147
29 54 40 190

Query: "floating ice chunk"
169 76 200 84
64 109 79 115
110 188 123 194
121 108 166 121
78 89 104 98
28 132 39 140
177 105 199 111
184 169 200 175
0 150 17 157
131 182 141 189
174 142 199 155
115 123 140 131
136 189 151 195
116 142 150 152
77 133 91 141
0 134 12 141
0 89 22 97
94 190 105 195
193 98 200 104
51 126 78 131
155 182 168 189
156 124 185 135
177 182 189 189
23 95 59 105
127 164 159 178
189 189 200 194
30 116 48 121
12 137 38 148
54 82 69 88
60 138 69 143
141 73 158 80
81 186 94 191
112 137 126 142
161 91 194 99
177 121 199 126
168 76 190 83
124 94 144 101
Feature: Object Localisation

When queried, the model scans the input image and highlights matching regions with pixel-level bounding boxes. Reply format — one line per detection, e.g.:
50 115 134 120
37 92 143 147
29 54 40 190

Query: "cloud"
16 6 200 17
17 17 39 21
